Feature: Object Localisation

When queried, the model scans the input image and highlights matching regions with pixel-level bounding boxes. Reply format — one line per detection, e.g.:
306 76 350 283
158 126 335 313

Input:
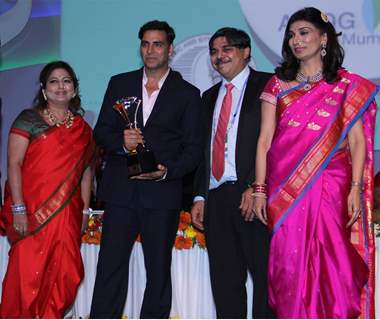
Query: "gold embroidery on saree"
307 122 321 130
317 109 331 117
288 119 301 127
333 87 344 94
325 97 337 106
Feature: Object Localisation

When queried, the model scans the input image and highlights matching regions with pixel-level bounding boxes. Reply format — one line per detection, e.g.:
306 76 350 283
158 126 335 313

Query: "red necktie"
212 83 234 181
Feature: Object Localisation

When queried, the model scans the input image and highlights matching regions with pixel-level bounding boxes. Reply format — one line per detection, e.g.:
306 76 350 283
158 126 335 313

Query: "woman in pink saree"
253 7 378 318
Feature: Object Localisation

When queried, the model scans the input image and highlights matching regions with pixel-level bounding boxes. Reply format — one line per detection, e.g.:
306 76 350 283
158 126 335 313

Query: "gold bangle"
251 192 267 199
351 181 363 191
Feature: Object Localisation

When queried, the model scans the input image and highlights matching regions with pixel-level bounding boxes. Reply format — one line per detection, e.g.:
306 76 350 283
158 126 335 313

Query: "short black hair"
209 27 251 58
138 20 175 44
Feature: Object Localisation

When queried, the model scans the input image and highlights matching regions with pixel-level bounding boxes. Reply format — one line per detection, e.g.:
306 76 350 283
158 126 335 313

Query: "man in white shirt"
191 27 273 318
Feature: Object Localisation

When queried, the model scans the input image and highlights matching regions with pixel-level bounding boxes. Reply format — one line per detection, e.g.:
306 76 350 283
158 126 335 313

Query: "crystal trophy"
113 97 157 177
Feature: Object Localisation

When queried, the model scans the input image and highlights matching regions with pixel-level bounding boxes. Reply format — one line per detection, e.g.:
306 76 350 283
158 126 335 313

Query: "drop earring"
42 90 47 101
321 43 327 57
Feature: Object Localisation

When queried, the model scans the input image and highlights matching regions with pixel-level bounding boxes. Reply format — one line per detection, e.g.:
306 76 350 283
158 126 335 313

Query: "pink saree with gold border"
261 70 378 318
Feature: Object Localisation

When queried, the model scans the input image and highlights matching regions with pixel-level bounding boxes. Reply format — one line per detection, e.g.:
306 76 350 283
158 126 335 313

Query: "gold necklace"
45 108 74 128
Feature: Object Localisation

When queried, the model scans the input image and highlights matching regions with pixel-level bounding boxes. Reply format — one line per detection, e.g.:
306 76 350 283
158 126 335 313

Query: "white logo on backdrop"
239 0 380 81
171 34 256 93
0 0 32 47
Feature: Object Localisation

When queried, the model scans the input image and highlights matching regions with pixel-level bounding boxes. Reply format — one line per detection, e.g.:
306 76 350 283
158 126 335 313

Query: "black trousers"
205 183 272 318
90 202 179 319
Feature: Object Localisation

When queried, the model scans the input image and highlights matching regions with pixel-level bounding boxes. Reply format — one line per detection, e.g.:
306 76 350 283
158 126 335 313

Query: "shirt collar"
222 65 250 91
143 67 171 89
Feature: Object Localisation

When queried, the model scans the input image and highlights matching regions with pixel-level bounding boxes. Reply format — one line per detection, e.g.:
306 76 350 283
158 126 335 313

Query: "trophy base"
127 149 157 178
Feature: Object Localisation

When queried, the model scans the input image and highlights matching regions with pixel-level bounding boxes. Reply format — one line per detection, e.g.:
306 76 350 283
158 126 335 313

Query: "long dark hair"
276 7 344 83
33 60 84 115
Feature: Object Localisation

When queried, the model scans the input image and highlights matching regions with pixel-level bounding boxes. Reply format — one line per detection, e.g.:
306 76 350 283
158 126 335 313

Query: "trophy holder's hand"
130 164 167 180
123 128 144 152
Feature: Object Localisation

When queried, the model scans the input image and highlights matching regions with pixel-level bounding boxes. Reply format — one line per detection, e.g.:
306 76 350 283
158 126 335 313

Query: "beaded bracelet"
11 203 27 215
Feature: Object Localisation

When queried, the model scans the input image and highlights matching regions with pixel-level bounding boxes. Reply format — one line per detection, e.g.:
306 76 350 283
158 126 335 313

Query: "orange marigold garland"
81 213 103 245
82 210 206 249
174 211 206 250
180 211 192 224
174 235 193 250
195 232 206 248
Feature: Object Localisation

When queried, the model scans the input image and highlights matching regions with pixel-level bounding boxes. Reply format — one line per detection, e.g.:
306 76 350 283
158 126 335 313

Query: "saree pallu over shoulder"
266 70 378 318
268 72 378 231
1 113 95 243
0 113 95 318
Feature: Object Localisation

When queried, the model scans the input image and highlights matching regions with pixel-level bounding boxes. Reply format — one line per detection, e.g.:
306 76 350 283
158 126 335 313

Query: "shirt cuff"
193 196 205 203
156 169 168 181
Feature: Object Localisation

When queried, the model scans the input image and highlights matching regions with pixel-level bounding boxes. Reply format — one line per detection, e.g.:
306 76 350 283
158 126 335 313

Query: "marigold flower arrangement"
174 211 206 250
81 214 103 245
82 210 206 249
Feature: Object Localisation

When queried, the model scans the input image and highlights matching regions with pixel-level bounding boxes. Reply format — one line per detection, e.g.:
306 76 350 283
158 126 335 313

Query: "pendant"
303 83 312 91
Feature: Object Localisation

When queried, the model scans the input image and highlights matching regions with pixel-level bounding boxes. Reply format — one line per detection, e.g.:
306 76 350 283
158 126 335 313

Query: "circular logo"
239 0 380 81
0 0 32 47
171 34 256 93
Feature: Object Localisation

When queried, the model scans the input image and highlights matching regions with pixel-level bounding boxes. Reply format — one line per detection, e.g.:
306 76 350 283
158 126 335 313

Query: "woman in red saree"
254 7 378 319
0 61 95 318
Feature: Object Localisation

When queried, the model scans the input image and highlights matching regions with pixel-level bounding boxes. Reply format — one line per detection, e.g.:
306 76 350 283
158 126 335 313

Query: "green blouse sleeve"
10 109 49 139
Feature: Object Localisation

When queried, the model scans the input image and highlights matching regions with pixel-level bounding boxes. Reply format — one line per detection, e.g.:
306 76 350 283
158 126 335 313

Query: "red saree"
0 109 95 318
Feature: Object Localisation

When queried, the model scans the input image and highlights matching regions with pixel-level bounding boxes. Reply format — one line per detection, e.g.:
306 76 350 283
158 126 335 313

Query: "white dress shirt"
209 65 250 189
194 65 250 202
142 68 170 125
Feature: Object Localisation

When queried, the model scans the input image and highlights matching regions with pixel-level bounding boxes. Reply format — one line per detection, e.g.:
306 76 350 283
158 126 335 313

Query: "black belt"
221 180 237 185
210 180 238 194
